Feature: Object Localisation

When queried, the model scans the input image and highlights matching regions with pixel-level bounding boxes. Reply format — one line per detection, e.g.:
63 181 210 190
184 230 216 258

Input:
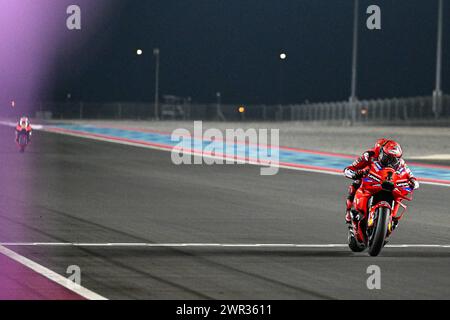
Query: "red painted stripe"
47 127 344 175
277 161 342 173
52 125 450 168
45 126 450 184
173 145 342 174
87 124 356 159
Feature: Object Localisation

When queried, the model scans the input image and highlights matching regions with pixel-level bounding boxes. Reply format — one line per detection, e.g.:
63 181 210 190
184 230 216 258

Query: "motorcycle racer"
344 139 419 224
15 116 32 143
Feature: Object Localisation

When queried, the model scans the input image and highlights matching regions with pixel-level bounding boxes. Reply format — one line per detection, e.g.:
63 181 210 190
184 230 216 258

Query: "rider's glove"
409 178 419 190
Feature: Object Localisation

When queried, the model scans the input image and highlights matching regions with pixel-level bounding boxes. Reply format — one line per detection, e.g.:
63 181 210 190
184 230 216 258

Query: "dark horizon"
46 0 449 105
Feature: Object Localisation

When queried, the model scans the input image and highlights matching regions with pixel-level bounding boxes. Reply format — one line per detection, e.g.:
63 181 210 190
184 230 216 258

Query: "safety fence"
37 95 450 124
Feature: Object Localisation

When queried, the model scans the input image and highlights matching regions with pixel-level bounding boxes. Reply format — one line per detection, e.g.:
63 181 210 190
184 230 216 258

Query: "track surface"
1 126 450 299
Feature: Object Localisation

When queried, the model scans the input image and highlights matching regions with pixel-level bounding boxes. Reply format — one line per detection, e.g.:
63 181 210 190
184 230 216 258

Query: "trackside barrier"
38 95 450 124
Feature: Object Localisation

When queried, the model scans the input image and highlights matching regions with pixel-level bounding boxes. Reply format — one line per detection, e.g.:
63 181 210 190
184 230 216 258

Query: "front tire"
368 207 390 256
18 135 27 153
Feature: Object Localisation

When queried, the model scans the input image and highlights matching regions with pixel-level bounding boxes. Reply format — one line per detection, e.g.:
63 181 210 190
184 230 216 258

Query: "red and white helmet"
19 116 29 129
378 140 402 167
373 138 389 156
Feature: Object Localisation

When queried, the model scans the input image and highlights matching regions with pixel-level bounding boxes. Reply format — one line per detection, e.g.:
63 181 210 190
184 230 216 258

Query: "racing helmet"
374 138 388 150
378 140 402 167
19 116 29 129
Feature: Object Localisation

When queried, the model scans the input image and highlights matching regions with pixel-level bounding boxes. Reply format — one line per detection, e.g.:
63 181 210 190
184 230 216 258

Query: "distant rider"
15 116 33 143
343 139 419 224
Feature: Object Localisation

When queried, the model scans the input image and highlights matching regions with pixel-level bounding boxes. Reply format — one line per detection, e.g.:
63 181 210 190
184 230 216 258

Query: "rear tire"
368 207 390 256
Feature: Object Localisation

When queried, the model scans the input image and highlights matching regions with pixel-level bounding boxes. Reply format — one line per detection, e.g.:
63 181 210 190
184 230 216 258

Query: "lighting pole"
153 48 160 120
349 0 359 125
216 92 225 121
433 0 444 119
278 52 287 106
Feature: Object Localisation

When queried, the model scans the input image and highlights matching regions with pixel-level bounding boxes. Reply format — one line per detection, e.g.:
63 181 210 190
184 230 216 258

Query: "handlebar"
378 178 414 201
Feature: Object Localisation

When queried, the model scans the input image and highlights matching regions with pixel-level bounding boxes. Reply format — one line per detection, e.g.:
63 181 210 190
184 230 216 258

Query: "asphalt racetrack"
1 125 450 299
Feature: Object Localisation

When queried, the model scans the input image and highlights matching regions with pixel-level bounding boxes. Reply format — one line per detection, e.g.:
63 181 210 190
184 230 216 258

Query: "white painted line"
0 120 15 127
0 120 43 130
2 242 450 249
0 245 107 300
411 154 450 160
416 181 450 187
41 127 450 188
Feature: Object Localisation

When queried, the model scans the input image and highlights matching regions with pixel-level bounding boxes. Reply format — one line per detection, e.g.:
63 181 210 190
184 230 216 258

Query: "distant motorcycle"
16 127 31 153
348 163 414 256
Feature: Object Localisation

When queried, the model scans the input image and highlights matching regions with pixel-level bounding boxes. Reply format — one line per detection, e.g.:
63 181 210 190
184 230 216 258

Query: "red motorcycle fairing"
16 124 32 132
16 128 31 152
351 161 413 245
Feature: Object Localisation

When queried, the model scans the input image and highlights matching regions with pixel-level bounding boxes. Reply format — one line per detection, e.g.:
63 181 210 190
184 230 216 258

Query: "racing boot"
345 182 359 224
345 208 352 224
392 219 399 231
350 209 364 223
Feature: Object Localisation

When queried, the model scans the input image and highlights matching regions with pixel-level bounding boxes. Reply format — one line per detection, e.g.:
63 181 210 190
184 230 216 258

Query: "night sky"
50 0 449 104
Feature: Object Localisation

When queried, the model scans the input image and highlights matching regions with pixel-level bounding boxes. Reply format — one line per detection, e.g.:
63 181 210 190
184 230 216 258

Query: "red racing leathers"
343 140 418 222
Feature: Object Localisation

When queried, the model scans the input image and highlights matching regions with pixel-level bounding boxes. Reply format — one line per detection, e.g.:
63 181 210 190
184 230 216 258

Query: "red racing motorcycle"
16 126 32 153
348 162 414 256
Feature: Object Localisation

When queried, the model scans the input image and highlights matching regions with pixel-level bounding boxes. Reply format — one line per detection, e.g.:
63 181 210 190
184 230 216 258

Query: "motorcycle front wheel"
18 135 27 153
368 207 390 256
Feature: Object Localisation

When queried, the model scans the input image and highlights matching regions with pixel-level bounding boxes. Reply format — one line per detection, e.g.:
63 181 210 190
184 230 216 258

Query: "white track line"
411 154 450 160
0 120 43 130
0 245 107 300
1 243 450 248
0 121 106 299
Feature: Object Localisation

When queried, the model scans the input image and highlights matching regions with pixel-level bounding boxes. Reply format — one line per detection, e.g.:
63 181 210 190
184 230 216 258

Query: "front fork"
351 205 396 246
367 204 396 242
